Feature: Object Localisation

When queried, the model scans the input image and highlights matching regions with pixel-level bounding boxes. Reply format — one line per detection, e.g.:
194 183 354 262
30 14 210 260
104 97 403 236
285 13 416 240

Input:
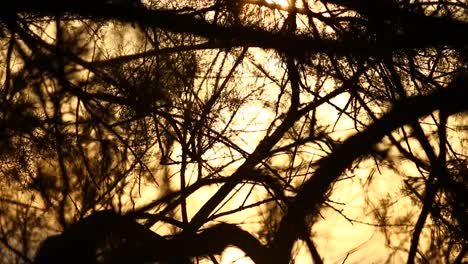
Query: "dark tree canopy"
0 1 467 263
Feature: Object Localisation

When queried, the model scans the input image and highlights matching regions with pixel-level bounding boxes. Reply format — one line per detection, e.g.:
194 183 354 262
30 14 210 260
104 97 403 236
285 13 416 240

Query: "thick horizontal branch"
324 0 468 50
3 0 468 58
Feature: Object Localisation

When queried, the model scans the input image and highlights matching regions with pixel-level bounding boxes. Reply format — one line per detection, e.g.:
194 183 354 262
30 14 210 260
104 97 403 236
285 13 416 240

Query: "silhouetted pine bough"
33 210 268 264
32 76 467 263
1 1 467 263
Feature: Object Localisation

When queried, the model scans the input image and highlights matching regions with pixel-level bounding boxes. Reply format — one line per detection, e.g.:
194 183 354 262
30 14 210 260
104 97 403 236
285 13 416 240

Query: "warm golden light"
265 0 289 7
3 1 465 264
221 247 254 264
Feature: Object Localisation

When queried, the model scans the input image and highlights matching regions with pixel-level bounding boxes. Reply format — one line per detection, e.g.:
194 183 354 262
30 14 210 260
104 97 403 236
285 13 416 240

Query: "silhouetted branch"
2 1 467 263
270 74 468 263
175 223 269 264
33 210 191 264
33 210 269 264
0 236 32 264
3 0 468 58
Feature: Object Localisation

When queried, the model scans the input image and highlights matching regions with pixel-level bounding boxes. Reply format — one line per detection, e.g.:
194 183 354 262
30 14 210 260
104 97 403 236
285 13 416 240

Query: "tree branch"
3 0 468 58
270 74 468 263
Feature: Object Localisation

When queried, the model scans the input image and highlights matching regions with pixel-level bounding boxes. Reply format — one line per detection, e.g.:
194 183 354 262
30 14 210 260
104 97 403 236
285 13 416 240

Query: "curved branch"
33 210 191 264
270 74 468 263
34 211 269 263
175 223 268 264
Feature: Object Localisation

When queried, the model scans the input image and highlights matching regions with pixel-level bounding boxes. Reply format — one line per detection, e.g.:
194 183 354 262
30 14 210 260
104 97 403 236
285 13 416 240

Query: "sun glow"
265 0 290 7
221 247 254 264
